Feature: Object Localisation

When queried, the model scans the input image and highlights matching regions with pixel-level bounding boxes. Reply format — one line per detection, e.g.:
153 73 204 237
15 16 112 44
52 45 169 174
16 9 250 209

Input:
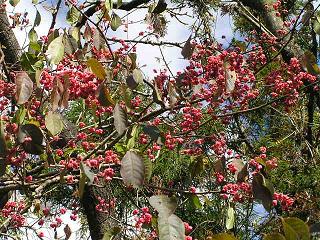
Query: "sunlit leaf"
28 28 38 43
110 13 121 31
15 72 34 105
226 206 235 230
66 6 80 26
87 58 106 80
45 111 64 136
120 150 145 188
34 10 41 26
46 35 64 65
9 0 19 7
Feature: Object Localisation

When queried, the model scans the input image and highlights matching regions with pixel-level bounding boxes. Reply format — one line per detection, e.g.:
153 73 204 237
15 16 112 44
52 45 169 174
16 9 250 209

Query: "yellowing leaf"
45 111 64 136
87 58 106 80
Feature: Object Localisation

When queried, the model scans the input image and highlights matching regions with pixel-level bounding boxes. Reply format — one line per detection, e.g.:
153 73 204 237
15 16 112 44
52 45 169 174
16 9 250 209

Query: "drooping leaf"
97 84 115 107
133 69 144 84
46 35 64 65
64 225 72 240
158 214 185 240
224 63 236 93
126 75 138 90
63 34 78 55
113 103 128 135
263 233 286 240
45 111 64 136
181 35 194 59
120 150 145 188
18 124 44 155
80 161 95 185
117 0 122 8
144 157 153 182
105 0 113 11
9 0 20 7
110 13 122 31
15 72 33 105
28 28 38 43
66 6 80 26
93 30 105 50
281 217 310 240
189 156 204 179
211 233 238 240
252 173 273 212
34 10 41 26
127 125 139 149
152 0 167 14
78 172 86 199
226 206 235 230
149 195 177 217
87 58 106 80
190 195 202 209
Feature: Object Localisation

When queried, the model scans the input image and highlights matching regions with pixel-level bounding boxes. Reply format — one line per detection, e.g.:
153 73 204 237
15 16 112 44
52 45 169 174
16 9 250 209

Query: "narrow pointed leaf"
113 103 128 135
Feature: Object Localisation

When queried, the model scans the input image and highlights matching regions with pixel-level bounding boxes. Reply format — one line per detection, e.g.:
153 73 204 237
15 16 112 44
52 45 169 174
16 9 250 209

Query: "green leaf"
103 227 121 240
189 156 204 179
144 157 153 182
66 6 80 26
263 233 286 240
34 10 41 27
117 0 122 8
13 106 26 125
63 34 78 55
18 124 44 155
45 111 64 136
120 150 145 188
281 217 310 240
211 233 238 240
15 72 34 105
110 13 122 31
226 206 235 230
28 28 38 43
87 58 106 80
190 195 202 209
127 125 139 149
149 195 177 217
9 0 20 7
46 35 64 65
113 103 128 135
252 173 273 212
158 214 185 240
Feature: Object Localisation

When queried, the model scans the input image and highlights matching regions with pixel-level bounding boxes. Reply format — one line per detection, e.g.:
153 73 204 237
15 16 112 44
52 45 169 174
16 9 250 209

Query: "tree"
0 0 320 239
